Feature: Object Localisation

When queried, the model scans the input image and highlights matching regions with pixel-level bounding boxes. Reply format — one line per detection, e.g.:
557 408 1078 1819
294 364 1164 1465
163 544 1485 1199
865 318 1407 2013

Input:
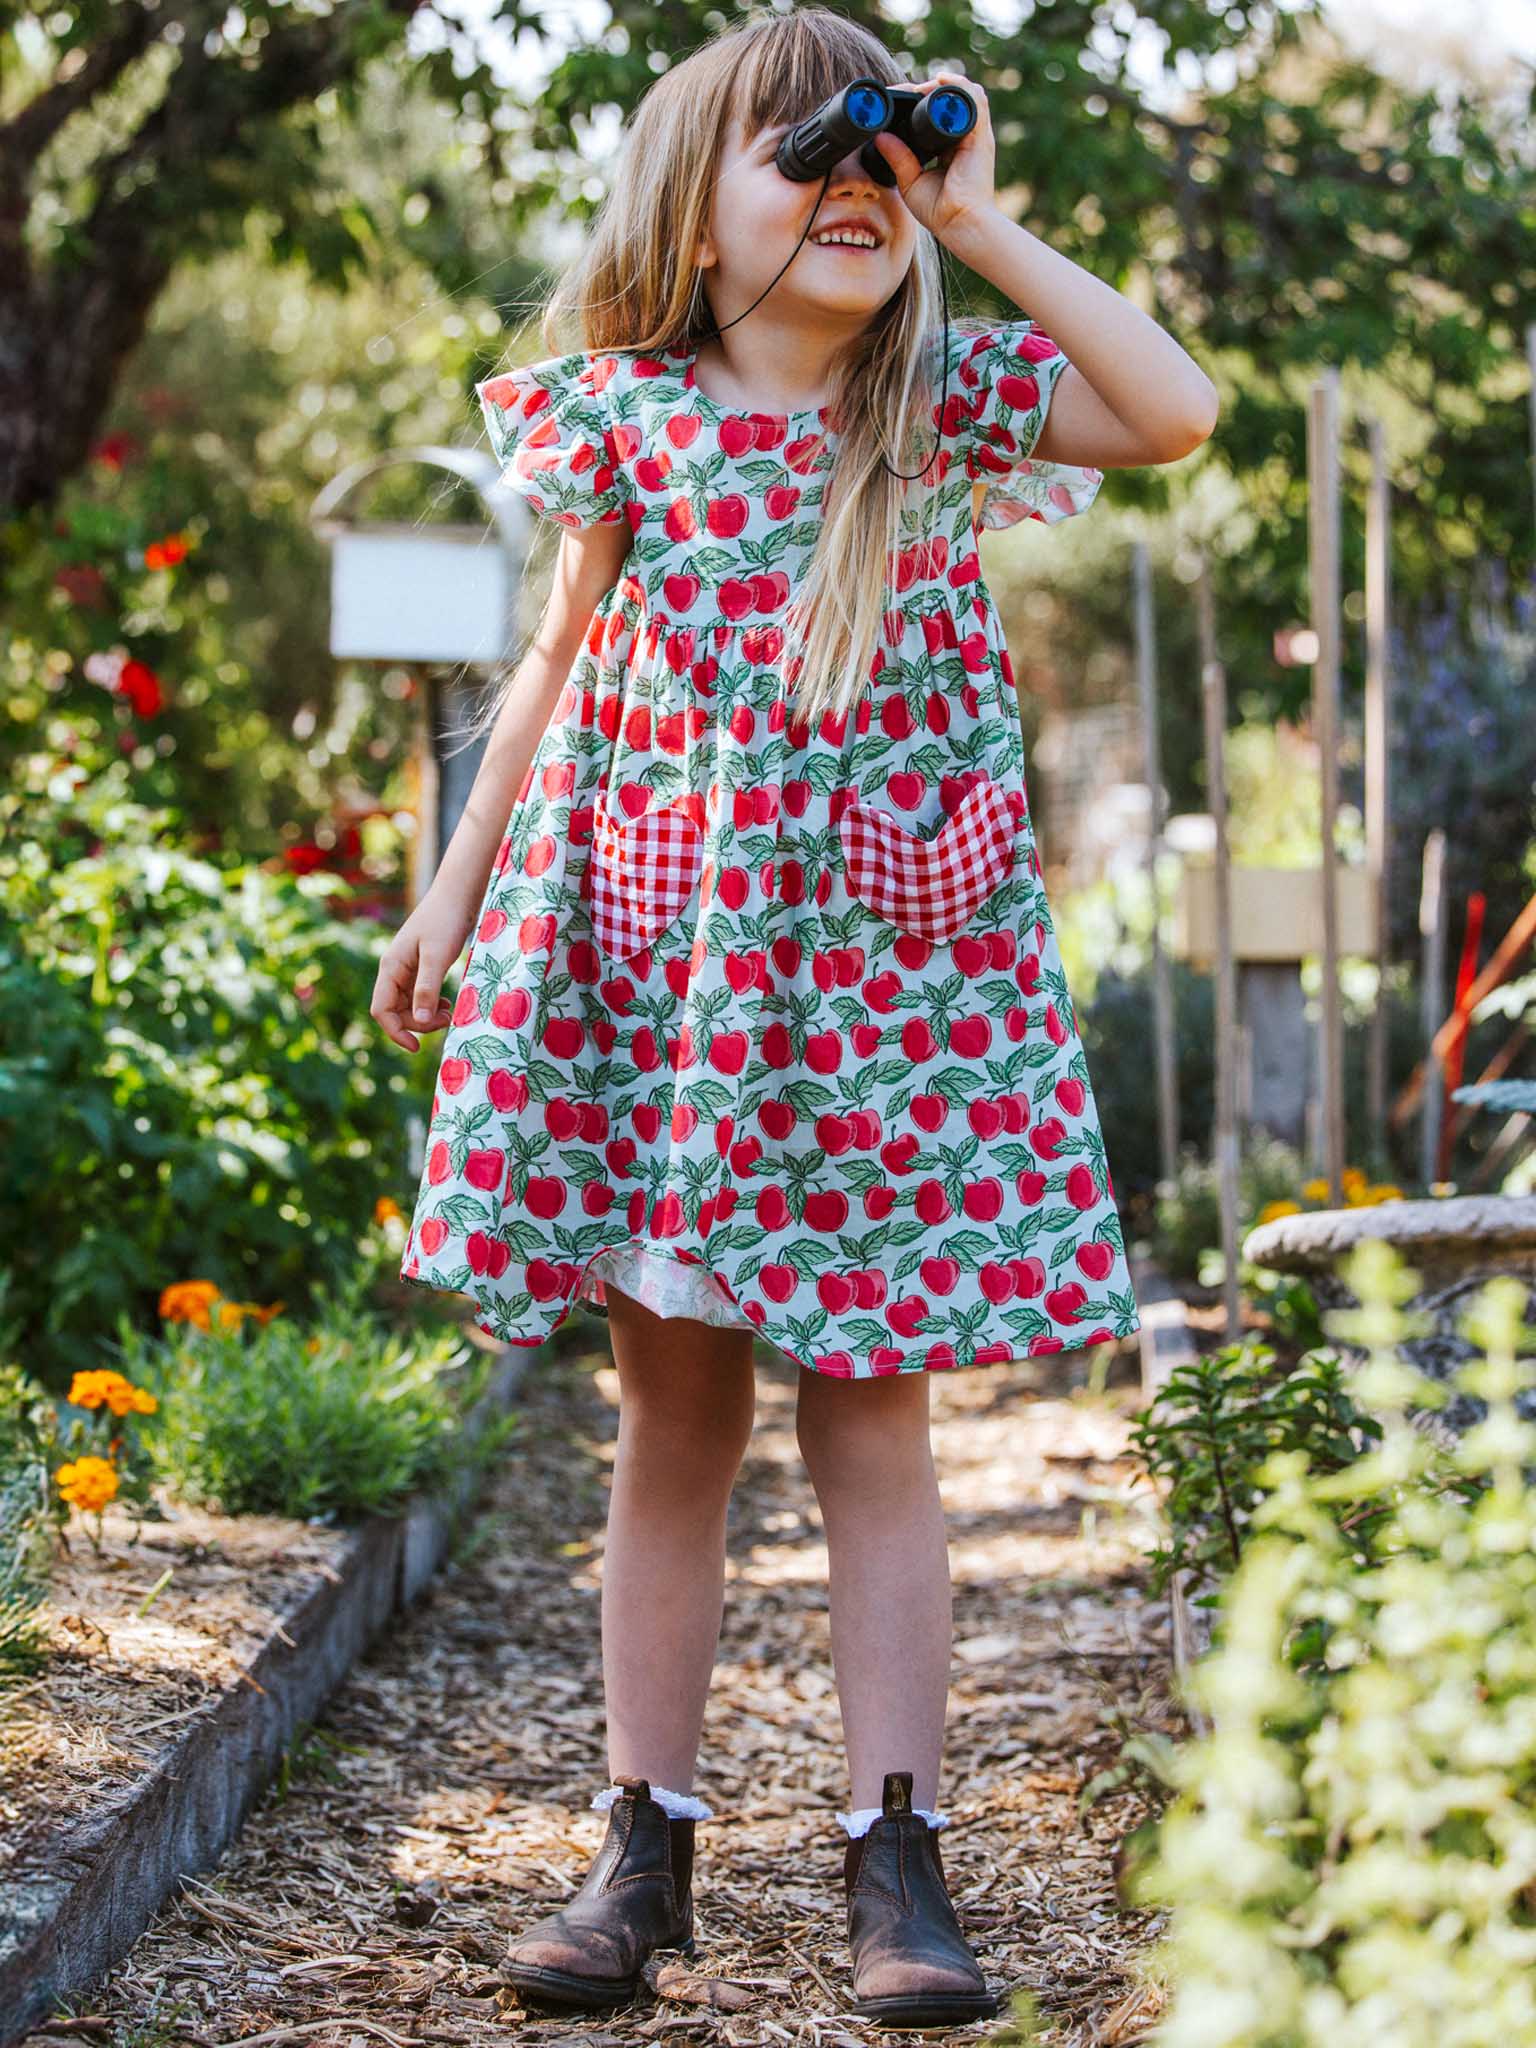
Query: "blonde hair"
491 5 951 733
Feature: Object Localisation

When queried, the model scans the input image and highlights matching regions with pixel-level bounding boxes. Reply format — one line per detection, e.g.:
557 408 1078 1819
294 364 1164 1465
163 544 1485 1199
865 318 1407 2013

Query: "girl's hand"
872 71 1000 248
371 886 477 1052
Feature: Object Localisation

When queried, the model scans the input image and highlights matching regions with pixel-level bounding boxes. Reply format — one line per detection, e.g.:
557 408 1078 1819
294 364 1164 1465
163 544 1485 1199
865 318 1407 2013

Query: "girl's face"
697 107 915 330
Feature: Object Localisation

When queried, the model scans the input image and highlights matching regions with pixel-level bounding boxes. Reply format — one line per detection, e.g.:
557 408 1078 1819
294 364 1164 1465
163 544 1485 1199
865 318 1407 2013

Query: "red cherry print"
405 336 1137 1373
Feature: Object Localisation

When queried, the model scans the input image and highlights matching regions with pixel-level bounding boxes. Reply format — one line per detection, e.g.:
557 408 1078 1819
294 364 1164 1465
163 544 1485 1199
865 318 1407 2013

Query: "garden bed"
0 1331 530 2048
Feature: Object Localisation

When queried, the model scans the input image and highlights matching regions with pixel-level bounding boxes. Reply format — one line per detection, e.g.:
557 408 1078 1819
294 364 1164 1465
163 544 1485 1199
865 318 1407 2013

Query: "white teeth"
813 229 878 248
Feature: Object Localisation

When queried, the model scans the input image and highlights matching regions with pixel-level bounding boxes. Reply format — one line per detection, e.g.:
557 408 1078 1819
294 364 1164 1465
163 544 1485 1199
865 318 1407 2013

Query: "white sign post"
310 445 530 906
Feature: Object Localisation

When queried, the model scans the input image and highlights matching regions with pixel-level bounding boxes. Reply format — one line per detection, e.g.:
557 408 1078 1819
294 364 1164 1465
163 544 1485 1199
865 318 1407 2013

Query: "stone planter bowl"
1242 1193 1536 1443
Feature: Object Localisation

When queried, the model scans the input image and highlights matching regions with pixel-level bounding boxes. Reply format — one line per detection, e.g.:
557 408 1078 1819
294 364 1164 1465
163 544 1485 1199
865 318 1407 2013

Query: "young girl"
374 6 1216 2024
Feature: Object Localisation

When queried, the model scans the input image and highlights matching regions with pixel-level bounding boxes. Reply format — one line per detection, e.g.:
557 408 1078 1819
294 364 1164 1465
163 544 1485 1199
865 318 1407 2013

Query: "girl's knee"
794 1372 931 1484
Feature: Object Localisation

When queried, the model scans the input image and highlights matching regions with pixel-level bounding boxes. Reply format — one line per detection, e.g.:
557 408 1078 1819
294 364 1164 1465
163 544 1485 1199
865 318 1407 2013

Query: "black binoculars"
775 76 976 190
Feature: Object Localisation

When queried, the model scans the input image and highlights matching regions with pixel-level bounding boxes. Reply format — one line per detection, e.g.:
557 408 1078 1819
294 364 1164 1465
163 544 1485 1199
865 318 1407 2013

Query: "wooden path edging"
0 1344 532 2047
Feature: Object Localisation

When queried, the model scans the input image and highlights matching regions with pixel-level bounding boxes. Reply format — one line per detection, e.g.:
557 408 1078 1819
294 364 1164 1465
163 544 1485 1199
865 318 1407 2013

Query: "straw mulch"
20 1321 1181 2047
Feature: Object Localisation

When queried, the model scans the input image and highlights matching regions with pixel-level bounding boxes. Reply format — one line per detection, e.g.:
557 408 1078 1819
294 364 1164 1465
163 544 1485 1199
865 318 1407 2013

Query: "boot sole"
505 1933 697 2010
852 1986 1000 2026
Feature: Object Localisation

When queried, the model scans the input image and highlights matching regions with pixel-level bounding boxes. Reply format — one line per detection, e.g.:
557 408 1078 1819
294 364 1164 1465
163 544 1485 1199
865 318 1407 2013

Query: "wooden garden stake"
1419 828 1447 1189
1307 370 1345 1203
1363 413 1393 1168
1133 537 1179 1187
1196 550 1241 1343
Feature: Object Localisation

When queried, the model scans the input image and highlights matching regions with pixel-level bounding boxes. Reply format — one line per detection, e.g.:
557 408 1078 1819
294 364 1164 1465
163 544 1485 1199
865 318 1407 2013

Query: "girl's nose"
823 145 884 195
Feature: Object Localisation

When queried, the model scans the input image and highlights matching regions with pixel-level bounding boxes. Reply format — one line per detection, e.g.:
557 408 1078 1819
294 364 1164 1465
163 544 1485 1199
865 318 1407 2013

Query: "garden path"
25 1329 1176 2047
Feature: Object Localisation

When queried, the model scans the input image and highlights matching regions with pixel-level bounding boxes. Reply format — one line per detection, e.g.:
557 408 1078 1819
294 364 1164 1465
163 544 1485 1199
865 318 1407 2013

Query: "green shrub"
0 759 435 1386
1135 1239 1536 2045
1130 1343 1394 1621
0 1339 65 1687
107 1261 518 1523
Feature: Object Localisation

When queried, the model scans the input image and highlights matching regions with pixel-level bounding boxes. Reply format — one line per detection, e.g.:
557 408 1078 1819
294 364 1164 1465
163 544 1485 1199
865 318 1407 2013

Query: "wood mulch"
18 1320 1182 2047
0 1504 356 1893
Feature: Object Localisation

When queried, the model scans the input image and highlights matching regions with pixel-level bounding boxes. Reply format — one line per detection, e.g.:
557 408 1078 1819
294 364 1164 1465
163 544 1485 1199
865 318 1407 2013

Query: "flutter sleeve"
474 349 627 529
943 318 1104 531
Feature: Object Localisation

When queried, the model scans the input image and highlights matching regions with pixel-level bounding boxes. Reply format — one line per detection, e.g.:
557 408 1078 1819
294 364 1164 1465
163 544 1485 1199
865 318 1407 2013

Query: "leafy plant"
1134 1240 1536 2046
0 760 435 1385
107 1260 520 1523
0 1353 63 1687
1130 1344 1395 1616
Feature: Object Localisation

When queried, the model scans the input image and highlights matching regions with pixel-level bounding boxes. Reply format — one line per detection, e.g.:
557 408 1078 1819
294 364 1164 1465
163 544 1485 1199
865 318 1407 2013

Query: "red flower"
283 842 329 875
92 433 140 470
116 659 164 718
144 534 190 570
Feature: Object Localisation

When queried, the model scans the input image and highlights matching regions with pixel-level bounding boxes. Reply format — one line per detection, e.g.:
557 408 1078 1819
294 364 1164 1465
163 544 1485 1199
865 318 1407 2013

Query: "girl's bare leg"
795 1368 950 1814
598 1284 757 1794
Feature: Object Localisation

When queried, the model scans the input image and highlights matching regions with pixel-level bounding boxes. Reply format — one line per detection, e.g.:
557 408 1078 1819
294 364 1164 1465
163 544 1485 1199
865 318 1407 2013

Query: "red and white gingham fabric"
838 775 1025 943
586 787 703 961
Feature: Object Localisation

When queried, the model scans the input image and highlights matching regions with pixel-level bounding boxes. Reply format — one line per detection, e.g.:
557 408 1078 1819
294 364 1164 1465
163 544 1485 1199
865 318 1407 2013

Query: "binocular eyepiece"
775 76 976 190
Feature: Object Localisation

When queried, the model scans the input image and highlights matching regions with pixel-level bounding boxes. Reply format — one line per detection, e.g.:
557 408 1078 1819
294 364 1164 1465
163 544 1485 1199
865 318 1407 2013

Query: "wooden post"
1196 552 1241 1344
1364 414 1392 1171
1419 828 1447 1191
408 679 440 914
1307 371 1346 1203
1133 539 1179 1187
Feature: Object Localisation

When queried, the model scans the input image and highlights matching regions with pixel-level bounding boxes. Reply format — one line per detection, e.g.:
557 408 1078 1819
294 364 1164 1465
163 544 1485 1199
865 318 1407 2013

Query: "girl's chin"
787 282 892 320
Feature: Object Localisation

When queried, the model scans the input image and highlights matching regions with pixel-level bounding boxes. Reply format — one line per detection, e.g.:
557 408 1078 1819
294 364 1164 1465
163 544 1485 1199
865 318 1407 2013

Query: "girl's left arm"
946 204 1220 469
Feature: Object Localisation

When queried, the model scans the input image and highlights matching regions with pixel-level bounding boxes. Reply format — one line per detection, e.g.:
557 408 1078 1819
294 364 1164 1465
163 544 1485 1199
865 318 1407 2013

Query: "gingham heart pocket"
838 775 1025 944
585 784 704 962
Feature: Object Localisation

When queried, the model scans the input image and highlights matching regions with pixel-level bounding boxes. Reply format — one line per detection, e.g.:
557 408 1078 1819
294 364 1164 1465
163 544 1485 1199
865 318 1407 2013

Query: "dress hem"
400 1233 1141 1380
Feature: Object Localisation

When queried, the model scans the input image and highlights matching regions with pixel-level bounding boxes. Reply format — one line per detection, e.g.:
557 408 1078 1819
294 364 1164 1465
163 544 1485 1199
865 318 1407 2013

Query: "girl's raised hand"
872 72 998 248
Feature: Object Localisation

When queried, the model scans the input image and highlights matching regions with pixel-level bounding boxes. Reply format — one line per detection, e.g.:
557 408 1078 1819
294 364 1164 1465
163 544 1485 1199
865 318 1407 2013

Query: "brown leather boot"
503 1775 700 2009
842 1770 998 2026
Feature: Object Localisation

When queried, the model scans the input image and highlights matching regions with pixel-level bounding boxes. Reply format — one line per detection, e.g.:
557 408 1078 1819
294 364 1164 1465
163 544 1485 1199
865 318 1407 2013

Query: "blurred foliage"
1135 1243 1536 2046
0 755 436 1387
1383 574 1536 967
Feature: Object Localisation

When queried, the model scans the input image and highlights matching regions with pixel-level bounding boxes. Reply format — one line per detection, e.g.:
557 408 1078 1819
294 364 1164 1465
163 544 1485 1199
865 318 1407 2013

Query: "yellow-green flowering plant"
1133 1238 1536 2046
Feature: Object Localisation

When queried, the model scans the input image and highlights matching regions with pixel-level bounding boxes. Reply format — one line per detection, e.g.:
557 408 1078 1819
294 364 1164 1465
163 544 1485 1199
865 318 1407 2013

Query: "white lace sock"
839 1805 948 1837
591 1780 714 1821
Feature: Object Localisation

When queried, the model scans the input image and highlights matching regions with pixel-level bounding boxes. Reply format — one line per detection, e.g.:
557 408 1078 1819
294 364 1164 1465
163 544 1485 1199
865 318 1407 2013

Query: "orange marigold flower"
375 1197 404 1226
160 1280 222 1327
250 1301 286 1324
56 1455 120 1513
107 1380 158 1417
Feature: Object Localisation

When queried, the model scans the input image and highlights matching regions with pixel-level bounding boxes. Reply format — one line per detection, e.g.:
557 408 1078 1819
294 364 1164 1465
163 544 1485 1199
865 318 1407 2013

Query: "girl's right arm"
371 519 632 1053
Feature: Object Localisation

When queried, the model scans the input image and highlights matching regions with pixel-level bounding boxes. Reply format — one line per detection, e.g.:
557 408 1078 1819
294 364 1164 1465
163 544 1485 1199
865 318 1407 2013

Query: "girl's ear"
694 235 717 270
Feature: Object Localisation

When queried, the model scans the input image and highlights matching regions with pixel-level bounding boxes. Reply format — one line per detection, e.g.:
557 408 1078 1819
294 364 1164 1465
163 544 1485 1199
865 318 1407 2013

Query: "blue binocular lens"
926 89 972 138
846 84 888 132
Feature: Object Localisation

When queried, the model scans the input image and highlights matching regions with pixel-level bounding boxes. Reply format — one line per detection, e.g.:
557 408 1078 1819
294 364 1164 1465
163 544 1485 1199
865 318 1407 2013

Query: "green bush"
1130 1343 1392 1619
1135 1240 1536 2045
0 758 434 1386
108 1261 519 1522
0 1336 64 1687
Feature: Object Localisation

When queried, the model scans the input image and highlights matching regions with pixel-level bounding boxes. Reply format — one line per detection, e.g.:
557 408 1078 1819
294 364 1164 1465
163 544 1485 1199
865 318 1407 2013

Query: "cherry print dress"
399 320 1143 1378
